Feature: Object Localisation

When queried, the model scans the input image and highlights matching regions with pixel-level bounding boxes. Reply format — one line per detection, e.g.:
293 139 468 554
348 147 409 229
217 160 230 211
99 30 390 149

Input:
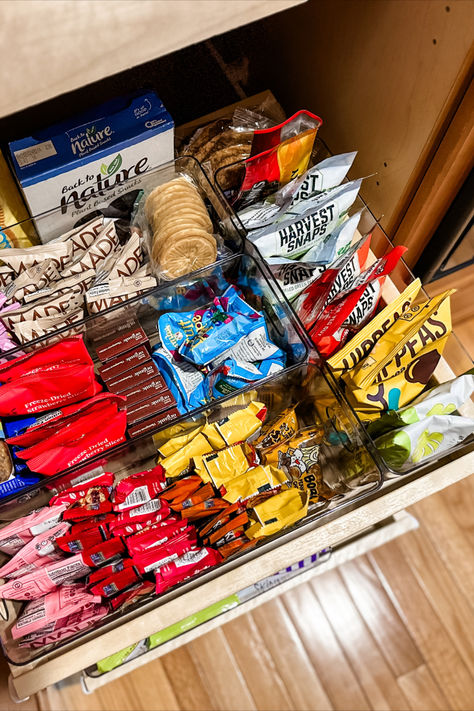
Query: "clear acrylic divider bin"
0 361 382 666
212 138 473 478
0 251 311 502
1 155 243 353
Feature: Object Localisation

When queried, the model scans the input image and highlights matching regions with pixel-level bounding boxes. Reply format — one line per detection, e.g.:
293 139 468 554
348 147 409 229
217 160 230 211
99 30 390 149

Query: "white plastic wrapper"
268 262 326 301
237 152 357 230
248 179 362 260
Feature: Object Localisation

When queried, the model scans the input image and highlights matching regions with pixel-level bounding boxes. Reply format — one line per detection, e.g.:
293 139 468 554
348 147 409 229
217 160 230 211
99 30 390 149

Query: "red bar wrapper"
0 553 91 600
0 336 92 383
89 565 141 598
154 547 222 594
0 521 70 579
125 519 189 556
12 582 102 640
66 514 116 536
7 395 125 449
110 498 171 529
133 528 198 574
25 410 127 476
98 345 151 382
18 602 108 647
56 527 107 553
81 537 125 567
109 580 154 611
0 504 67 555
49 474 115 506
62 486 113 521
113 465 166 510
110 514 180 538
87 558 135 585
0 364 102 416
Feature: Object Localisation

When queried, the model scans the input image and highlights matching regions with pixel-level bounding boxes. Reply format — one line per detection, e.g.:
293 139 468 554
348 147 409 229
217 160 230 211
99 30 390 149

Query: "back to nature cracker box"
9 90 174 242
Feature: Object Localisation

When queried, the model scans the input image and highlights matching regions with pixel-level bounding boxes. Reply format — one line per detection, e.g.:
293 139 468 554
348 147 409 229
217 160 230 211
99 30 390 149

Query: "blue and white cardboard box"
9 90 174 242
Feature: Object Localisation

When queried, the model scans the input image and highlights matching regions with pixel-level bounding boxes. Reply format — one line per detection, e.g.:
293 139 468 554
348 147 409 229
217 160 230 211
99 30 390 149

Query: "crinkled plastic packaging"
0 242 72 275
125 519 188 556
62 486 113 520
0 335 91 382
87 558 135 585
55 216 104 259
195 444 250 488
110 498 171 529
61 222 119 277
81 537 125 567
109 580 155 611
154 547 222 595
89 566 140 598
12 308 85 346
255 407 299 451
86 275 157 315
159 476 202 503
221 464 287 504
0 521 69 579
4 260 61 303
18 603 108 648
133 528 197 574
213 401 267 446
56 528 106 554
246 489 309 539
169 483 215 511
180 498 229 521
0 504 67 555
268 427 325 503
113 465 166 510
345 290 454 420
160 434 213 478
0 552 91 600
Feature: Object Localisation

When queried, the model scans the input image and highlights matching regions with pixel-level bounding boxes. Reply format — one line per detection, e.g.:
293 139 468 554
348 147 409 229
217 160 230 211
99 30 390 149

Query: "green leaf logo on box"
101 154 122 176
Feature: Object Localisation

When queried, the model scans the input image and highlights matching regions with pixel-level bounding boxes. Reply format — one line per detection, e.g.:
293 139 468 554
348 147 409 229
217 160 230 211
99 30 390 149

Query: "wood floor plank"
397 664 451 711
252 596 333 711
370 539 474 711
189 627 257 711
397 526 474 677
0 655 38 711
339 555 423 678
161 646 216 711
311 569 410 711
222 612 294 711
441 475 474 548
411 490 474 608
282 582 371 711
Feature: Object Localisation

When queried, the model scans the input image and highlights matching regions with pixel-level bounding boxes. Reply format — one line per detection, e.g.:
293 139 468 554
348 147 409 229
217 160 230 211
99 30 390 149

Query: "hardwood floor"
0 473 466 711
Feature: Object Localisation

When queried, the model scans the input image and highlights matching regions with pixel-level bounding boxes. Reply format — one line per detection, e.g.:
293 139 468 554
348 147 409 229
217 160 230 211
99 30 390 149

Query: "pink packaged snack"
0 363 102 416
12 582 102 639
132 528 198 574
0 335 92 383
110 513 180 537
155 547 222 594
0 521 69 579
125 519 189 556
109 498 171 530
0 504 67 555
0 553 91 600
18 602 108 648
112 465 166 510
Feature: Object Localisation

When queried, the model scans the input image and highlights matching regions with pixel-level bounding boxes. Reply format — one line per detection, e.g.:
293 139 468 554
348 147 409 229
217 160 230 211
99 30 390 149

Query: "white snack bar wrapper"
0 266 14 289
302 211 362 264
0 242 73 275
23 270 96 304
3 260 61 303
269 262 326 301
2 291 83 329
107 232 142 280
54 216 105 259
237 152 357 230
375 414 474 471
61 222 119 277
86 275 157 314
13 309 84 344
249 179 362 259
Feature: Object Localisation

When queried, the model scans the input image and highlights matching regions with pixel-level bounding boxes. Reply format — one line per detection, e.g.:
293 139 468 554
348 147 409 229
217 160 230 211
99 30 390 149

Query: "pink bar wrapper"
0 521 70 579
12 582 102 639
0 553 91 600
18 602 108 647
0 504 68 555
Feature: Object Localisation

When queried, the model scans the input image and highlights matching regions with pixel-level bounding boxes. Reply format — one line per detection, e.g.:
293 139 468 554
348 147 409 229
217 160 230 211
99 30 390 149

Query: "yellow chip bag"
199 444 250 489
214 401 266 447
328 279 422 377
161 433 213 478
156 425 204 458
344 290 453 422
246 489 309 539
255 407 299 451
222 464 287 504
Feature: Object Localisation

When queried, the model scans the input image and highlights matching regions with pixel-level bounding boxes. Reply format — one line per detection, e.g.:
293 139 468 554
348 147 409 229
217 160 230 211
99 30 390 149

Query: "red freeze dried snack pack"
0 336 92 383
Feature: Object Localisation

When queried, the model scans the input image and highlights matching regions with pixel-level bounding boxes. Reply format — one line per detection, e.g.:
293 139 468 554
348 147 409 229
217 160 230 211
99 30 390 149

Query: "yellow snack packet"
222 465 287 504
199 444 250 489
156 425 204 458
246 489 309 539
328 279 422 377
201 422 226 450
161 433 213 478
214 401 266 447
254 407 299 451
344 290 454 421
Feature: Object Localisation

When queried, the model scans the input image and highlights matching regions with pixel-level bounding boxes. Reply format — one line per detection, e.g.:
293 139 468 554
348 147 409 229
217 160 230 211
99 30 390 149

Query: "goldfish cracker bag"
344 290 454 421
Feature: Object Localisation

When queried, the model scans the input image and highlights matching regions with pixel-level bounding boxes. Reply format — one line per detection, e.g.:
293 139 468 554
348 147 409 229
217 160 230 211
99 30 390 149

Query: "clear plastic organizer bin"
1 155 243 353
0 251 312 501
219 154 474 479
0 362 382 666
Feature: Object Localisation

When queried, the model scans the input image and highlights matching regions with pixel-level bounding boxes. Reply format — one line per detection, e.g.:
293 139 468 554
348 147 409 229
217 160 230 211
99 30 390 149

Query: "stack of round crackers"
145 177 217 280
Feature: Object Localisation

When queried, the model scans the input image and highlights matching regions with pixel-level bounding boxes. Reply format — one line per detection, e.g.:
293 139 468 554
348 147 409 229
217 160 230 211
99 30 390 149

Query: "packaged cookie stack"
143 176 218 280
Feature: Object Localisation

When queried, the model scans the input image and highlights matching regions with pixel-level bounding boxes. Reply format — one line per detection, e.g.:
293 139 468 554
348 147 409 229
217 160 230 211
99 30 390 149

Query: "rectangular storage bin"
0 361 382 667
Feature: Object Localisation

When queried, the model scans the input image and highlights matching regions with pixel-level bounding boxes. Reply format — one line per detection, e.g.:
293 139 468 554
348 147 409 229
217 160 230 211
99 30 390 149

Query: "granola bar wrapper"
86 275 157 315
154 547 222 595
18 602 108 647
0 521 70 579
125 519 189 556
0 242 72 275
113 465 166 510
269 427 326 503
220 464 288 504
0 504 67 555
133 528 198 574
344 290 454 421
3 260 61 303
0 553 91 600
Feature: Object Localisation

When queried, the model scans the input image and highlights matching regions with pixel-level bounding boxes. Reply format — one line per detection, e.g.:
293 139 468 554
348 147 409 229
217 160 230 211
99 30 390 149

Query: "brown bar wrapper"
3 261 61 303
128 407 181 437
99 345 151 382
23 270 96 304
2 291 83 330
121 375 167 407
0 242 73 275
86 276 157 315
126 389 176 425
96 327 148 363
106 360 158 394
61 223 119 277
56 216 104 259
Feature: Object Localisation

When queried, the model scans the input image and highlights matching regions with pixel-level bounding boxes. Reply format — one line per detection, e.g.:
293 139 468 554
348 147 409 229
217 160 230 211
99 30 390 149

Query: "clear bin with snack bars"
0 360 382 667
0 156 243 354
0 251 314 501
